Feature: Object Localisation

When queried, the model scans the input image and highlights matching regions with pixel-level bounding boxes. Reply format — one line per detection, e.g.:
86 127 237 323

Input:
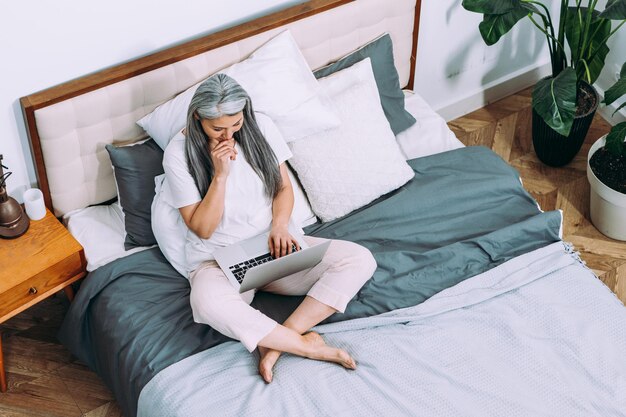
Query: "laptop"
214 223 331 293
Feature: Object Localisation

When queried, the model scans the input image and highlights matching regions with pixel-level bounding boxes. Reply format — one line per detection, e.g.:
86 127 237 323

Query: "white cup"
23 188 46 221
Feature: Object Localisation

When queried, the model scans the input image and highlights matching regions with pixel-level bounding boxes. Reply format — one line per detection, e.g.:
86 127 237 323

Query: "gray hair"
185 73 282 199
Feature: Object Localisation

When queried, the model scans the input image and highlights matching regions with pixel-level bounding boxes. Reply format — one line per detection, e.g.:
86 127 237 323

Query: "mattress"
56 146 622 417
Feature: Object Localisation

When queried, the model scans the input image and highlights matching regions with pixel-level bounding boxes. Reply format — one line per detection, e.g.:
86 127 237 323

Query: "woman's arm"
271 163 294 229
179 139 236 239
179 176 227 239
268 163 299 257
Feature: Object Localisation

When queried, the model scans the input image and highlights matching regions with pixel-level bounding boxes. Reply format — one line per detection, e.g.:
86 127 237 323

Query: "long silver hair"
185 73 282 199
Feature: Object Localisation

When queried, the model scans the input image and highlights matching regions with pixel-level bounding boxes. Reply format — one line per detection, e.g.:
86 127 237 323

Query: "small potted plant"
462 0 626 166
588 62 626 240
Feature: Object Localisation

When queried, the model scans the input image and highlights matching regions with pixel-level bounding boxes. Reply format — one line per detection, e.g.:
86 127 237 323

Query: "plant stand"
587 136 626 241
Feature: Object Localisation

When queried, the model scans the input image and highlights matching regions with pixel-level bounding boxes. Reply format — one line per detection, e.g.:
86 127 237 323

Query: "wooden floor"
0 87 624 416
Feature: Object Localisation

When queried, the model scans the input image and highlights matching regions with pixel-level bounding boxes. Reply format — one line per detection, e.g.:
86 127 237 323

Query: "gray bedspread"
58 146 562 417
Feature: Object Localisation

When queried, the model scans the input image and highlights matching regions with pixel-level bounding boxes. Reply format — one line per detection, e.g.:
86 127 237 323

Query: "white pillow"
63 204 152 271
396 91 464 159
151 174 189 277
287 58 415 223
137 30 339 149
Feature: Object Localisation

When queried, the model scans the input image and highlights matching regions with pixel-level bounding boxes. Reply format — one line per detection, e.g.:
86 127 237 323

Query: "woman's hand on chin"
210 139 237 178
268 225 300 258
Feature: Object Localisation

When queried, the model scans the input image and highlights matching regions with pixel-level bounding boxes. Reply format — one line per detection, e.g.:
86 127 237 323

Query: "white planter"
587 135 626 241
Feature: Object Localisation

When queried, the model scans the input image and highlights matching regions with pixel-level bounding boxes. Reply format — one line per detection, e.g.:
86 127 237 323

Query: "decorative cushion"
314 33 416 135
137 30 339 149
105 139 164 249
288 58 415 223
396 91 465 160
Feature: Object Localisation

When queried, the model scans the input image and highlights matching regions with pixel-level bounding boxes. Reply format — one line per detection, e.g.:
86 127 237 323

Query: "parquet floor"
0 87 623 417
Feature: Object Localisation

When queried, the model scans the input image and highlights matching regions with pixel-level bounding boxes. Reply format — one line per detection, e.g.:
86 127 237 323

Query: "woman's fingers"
269 236 285 258
286 235 300 254
212 141 237 160
212 139 236 151
269 236 280 258
213 147 236 161
268 233 300 258
276 237 285 258
281 237 288 258
213 149 233 159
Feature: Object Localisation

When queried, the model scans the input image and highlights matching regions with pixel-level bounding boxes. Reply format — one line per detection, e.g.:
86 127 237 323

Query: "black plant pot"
532 81 599 167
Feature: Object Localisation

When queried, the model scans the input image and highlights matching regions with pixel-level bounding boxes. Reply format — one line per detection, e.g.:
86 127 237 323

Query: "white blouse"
163 113 293 271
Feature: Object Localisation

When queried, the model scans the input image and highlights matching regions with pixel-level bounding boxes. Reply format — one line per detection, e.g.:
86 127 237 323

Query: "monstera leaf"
532 68 577 136
463 0 538 45
600 0 626 19
605 122 626 156
461 0 519 14
566 7 611 84
603 62 626 115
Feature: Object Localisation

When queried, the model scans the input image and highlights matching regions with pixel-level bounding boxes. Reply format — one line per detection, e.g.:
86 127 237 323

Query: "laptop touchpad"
241 237 269 257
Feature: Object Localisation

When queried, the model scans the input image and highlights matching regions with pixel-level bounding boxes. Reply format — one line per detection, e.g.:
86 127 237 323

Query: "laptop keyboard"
229 244 298 283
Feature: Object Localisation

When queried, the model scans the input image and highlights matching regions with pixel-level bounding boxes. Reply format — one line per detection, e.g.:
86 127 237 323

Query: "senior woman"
162 73 377 383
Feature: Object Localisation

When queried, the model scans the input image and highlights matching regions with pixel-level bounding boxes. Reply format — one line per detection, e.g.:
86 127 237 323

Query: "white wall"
414 0 626 123
414 0 553 120
0 0 306 200
7 0 620 200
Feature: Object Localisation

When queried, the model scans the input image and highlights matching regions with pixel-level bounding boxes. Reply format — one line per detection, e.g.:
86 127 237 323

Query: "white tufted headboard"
21 0 421 217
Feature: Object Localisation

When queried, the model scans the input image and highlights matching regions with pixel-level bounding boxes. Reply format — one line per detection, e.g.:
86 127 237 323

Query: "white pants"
189 236 377 352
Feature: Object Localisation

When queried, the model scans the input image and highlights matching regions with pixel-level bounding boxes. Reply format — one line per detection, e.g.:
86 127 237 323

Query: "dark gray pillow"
105 139 164 249
314 33 416 135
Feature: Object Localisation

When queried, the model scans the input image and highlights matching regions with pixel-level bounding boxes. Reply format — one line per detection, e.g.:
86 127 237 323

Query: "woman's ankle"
258 324 311 357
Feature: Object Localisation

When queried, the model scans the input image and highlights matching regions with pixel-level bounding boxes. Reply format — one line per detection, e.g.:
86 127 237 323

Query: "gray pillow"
105 139 164 249
313 33 416 135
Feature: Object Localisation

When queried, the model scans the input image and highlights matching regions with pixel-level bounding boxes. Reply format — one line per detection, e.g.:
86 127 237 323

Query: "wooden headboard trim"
407 0 422 91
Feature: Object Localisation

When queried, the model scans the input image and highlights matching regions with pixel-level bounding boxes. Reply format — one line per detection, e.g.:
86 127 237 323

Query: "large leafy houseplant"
462 0 625 151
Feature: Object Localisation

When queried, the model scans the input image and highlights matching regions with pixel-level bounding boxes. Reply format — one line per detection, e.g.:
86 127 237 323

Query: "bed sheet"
58 146 563 417
137 242 626 417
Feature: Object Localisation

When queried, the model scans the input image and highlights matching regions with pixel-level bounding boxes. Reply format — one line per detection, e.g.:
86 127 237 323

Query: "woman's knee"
341 241 377 275
356 245 377 279
189 287 224 325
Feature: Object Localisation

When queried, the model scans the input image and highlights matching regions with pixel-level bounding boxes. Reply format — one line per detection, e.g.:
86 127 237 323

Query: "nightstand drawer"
0 252 84 321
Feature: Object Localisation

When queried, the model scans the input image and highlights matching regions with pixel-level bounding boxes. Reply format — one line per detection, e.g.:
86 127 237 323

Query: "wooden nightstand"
0 209 86 392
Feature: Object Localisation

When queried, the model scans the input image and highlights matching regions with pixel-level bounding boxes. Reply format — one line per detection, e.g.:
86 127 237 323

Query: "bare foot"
256 333 356 383
258 346 282 383
302 332 357 370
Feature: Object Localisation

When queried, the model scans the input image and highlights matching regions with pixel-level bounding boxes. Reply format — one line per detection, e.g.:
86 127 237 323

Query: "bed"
19 1 626 416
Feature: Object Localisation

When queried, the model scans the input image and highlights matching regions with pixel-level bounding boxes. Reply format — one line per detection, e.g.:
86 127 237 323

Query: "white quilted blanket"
138 242 626 417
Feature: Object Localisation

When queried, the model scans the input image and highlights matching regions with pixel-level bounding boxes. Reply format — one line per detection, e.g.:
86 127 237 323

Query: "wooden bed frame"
19 0 422 214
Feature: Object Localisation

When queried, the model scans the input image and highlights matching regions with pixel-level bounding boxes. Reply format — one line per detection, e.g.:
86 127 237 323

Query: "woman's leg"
258 237 377 381
256 324 356 371
189 260 356 380
258 296 337 382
